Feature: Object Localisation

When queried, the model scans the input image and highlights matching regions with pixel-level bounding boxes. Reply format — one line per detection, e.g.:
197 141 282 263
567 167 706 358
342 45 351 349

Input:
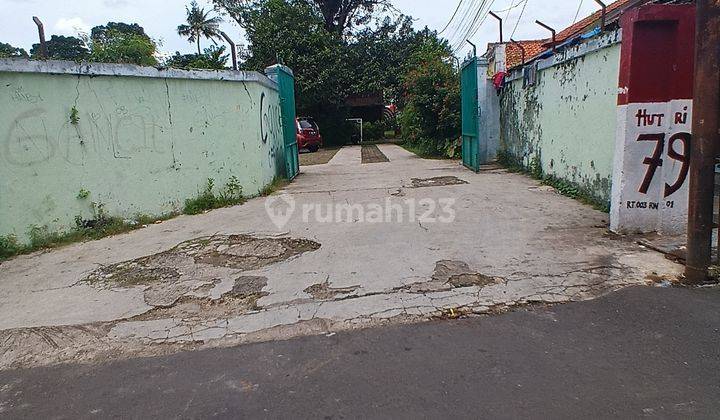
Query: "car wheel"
308 145 319 153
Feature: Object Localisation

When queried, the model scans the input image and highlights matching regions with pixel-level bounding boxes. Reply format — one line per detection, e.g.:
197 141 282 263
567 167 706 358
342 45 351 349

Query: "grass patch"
0 175 268 262
497 150 610 213
400 142 455 160
0 213 177 262
260 176 289 196
183 177 245 215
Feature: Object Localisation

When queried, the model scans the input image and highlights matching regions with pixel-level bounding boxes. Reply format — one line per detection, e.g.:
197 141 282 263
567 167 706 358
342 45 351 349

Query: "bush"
184 177 245 215
0 235 22 259
398 37 460 158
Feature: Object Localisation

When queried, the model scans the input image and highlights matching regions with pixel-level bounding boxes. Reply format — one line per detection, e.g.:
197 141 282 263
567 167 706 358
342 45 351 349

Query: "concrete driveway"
0 144 681 370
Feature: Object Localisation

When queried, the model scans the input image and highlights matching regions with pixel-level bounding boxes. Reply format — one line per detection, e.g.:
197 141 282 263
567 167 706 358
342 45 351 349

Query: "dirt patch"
300 147 342 166
304 280 359 300
82 235 320 308
132 276 270 322
409 176 468 188
433 260 502 288
394 260 502 294
180 235 321 270
361 144 390 163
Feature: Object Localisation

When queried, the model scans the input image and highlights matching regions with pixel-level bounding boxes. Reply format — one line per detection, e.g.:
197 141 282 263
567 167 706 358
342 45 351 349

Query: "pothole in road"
304 280 359 300
397 260 503 294
132 275 271 321
177 235 321 270
409 176 468 188
82 235 321 308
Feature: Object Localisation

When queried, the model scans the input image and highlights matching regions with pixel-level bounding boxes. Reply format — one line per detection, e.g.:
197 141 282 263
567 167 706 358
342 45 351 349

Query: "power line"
494 0 526 14
446 0 483 50
573 0 585 23
509 0 529 39
451 0 489 52
439 0 467 34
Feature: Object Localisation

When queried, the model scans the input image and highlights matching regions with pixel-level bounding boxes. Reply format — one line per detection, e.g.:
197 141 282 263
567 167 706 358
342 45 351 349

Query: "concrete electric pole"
685 0 720 283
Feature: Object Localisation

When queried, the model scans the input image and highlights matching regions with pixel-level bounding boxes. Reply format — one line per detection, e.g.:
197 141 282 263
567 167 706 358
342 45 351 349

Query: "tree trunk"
197 35 201 55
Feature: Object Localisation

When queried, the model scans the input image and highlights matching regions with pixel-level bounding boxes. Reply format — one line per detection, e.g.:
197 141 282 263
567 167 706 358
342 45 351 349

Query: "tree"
88 22 158 65
178 1 223 55
0 42 28 58
399 35 460 157
213 0 392 35
240 0 348 109
30 35 89 60
91 22 148 44
347 16 429 105
301 0 394 34
165 45 228 69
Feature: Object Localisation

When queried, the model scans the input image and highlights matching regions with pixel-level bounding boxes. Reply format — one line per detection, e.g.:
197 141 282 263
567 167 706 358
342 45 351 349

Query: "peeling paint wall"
0 60 285 243
499 33 621 204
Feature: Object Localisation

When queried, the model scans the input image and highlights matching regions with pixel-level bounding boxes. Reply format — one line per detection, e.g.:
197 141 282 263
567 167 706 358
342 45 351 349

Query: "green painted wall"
1 61 286 243
499 39 621 204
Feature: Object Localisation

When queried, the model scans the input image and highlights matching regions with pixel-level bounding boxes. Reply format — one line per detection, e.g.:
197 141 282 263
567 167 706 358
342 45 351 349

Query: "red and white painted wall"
610 4 696 234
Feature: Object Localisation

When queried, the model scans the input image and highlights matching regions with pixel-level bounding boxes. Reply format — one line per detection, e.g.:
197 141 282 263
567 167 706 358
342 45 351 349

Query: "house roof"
498 0 651 69
554 0 638 43
505 40 547 68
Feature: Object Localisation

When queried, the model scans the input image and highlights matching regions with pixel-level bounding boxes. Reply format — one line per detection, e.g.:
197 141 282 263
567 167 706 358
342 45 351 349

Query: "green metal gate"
461 57 480 172
266 65 299 180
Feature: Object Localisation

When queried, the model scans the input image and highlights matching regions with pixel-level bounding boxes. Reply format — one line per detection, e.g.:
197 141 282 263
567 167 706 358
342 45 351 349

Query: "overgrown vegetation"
398 36 460 158
259 176 289 196
497 150 611 212
0 175 261 261
165 46 229 70
183 177 245 215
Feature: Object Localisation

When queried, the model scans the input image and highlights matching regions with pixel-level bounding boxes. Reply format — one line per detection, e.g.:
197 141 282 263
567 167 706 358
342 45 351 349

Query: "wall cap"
0 58 279 90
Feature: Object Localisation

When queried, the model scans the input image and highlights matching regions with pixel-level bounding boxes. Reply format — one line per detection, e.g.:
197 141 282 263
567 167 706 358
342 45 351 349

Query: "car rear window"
298 119 318 130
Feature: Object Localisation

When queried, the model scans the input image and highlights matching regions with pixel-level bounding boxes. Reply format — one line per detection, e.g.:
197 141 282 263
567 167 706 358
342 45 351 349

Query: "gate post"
461 56 480 172
265 64 299 180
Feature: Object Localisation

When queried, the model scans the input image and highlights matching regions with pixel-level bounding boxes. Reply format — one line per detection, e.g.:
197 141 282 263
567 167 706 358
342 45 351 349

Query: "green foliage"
260 176 289 196
88 23 158 66
214 1 434 147
214 0 393 35
183 177 246 215
178 1 223 55
399 35 460 158
497 150 610 212
165 45 228 70
30 35 89 60
70 106 80 125
0 176 249 261
0 235 22 259
0 42 28 58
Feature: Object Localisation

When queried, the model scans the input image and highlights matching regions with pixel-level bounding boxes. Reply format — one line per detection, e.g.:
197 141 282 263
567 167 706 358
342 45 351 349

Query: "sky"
1 0 602 57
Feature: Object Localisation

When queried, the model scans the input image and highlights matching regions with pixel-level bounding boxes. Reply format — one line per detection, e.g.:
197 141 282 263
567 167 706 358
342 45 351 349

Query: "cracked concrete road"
0 145 682 370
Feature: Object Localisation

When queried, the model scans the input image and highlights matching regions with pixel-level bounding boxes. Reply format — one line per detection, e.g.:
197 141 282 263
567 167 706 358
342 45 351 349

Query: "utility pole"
685 0 720 284
32 16 47 59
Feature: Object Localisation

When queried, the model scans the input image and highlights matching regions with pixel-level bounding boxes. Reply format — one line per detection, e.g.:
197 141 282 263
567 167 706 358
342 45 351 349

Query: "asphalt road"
2 285 719 419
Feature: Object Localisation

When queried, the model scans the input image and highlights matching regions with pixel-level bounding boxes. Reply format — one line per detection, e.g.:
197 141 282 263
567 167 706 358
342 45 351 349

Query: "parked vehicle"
296 117 323 152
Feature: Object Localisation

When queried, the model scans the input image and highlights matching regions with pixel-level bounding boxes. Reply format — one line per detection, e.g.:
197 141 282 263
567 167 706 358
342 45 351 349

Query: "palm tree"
177 1 223 55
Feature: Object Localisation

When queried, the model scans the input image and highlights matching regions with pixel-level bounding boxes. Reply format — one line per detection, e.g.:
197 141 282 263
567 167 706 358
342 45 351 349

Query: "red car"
296 117 323 152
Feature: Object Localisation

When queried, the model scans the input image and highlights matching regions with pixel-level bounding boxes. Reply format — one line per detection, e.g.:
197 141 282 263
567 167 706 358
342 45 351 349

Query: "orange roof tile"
554 0 638 43
506 40 547 68
501 0 650 68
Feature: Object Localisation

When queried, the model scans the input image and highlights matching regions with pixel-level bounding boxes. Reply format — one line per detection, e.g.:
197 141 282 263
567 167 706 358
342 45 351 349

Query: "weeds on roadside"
183 177 246 215
0 175 285 262
497 150 610 213
260 176 289 196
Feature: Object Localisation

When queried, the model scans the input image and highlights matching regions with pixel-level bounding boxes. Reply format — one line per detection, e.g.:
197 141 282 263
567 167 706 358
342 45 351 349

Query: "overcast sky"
1 0 600 57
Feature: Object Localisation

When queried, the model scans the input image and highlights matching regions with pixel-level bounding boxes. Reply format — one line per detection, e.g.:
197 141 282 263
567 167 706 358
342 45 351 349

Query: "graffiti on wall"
3 88 284 169
611 100 693 234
